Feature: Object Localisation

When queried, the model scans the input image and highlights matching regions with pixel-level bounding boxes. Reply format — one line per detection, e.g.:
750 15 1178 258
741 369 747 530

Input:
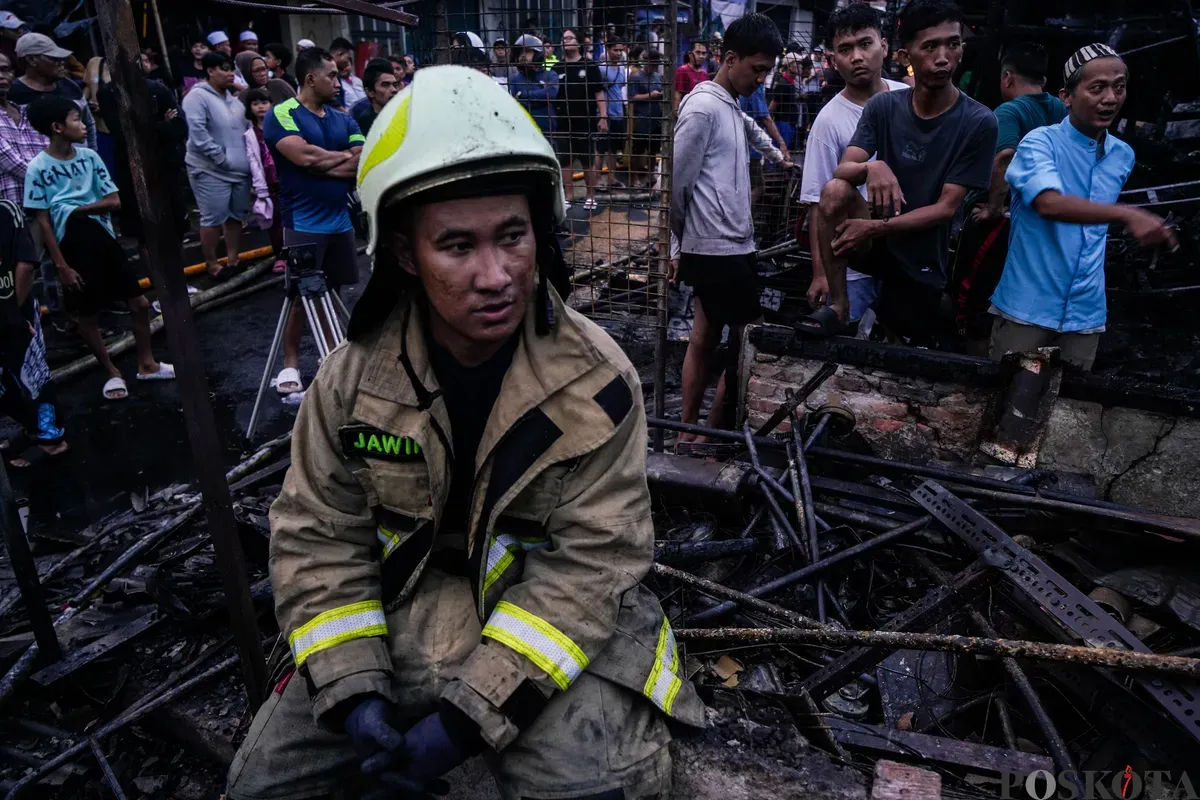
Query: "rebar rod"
675 628 1200 678
687 515 932 624
803 413 833 452
744 423 801 551
88 739 128 800
791 409 824 622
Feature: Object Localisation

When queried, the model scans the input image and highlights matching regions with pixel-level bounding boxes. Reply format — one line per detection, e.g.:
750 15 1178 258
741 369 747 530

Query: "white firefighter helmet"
357 65 565 254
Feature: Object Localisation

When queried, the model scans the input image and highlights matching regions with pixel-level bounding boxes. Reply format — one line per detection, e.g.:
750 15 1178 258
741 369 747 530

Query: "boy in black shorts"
670 14 789 440
25 95 173 402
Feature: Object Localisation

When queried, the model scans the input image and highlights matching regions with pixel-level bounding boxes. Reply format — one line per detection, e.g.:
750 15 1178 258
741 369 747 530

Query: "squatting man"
225 66 704 800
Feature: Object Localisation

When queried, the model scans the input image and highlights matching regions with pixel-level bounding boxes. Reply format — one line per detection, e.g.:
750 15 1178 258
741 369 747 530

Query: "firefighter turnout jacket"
269 287 706 751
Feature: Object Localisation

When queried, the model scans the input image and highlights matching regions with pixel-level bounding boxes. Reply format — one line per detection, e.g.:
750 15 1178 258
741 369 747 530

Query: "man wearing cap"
490 37 516 84
10 33 95 150
989 44 1177 370
239 30 259 53
225 64 703 800
0 11 25 67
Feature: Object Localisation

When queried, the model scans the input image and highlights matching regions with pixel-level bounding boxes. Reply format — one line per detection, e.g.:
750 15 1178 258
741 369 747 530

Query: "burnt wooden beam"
94 0 267 708
828 717 1053 776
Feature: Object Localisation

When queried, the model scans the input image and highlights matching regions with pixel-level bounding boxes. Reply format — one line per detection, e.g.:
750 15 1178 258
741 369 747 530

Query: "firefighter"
225 65 705 800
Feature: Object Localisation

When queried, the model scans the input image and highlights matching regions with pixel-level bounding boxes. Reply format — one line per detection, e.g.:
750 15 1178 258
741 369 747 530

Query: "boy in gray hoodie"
670 13 791 441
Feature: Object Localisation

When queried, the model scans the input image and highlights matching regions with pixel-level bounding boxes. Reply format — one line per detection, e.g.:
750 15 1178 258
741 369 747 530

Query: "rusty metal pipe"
652 563 826 630
675 628 1200 679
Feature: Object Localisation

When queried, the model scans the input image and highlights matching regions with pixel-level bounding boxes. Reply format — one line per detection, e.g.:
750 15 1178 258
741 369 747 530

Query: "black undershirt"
426 329 518 540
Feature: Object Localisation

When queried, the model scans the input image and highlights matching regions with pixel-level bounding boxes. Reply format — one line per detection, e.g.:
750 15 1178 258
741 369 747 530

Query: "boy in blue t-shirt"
260 46 362 396
24 95 174 401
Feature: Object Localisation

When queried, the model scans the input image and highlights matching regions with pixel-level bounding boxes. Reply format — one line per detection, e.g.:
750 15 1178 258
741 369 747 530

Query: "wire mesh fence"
417 0 677 337
374 2 859 366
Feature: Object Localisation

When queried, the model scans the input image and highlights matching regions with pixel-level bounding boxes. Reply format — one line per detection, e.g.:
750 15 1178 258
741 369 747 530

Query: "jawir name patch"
339 425 423 462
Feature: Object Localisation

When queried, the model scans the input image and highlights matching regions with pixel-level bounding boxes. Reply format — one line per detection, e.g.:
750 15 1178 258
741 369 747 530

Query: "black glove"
362 703 486 800
344 695 446 799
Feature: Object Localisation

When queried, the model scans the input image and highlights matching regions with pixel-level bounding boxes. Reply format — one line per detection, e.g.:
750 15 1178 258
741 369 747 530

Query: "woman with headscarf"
235 50 295 107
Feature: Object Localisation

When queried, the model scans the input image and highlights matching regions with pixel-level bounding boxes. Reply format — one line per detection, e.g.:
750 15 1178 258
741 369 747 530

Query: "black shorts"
679 252 761 329
594 117 626 155
555 118 595 165
283 228 360 289
59 216 144 316
631 118 661 156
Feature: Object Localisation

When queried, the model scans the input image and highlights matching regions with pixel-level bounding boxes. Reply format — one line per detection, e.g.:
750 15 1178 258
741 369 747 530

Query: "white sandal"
273 367 303 395
136 362 176 381
102 376 128 401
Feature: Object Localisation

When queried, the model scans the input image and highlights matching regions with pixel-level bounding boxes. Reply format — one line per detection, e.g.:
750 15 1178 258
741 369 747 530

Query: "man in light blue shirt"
989 44 1176 369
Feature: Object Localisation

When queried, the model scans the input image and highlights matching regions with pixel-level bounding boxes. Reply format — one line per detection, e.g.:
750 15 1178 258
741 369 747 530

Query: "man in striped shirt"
0 52 47 205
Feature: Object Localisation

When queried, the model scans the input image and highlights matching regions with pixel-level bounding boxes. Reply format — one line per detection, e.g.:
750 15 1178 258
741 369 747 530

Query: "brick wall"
743 345 995 464
738 325 1200 516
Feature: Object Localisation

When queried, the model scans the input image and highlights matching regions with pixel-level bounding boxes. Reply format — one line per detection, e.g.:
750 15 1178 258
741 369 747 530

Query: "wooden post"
0 461 60 663
93 0 268 710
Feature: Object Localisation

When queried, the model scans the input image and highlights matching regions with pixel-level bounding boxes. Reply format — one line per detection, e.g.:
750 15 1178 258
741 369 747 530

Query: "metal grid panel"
421 0 676 332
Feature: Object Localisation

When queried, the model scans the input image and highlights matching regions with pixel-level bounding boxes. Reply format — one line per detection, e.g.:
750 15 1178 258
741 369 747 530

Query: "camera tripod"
247 244 350 439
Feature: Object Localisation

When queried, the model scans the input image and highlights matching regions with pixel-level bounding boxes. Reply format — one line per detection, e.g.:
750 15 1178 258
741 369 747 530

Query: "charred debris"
3 357 1200 798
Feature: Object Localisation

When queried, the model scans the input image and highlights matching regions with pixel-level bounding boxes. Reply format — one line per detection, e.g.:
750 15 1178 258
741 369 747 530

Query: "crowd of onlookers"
0 2 1180 470
670 0 1177 443
0 19 387 468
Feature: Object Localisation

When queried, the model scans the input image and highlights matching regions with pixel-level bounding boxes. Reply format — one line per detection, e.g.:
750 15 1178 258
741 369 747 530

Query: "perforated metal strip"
913 480 1200 745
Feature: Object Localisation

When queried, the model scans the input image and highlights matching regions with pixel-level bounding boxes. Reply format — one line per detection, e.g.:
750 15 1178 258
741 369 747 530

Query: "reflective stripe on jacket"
269 288 706 749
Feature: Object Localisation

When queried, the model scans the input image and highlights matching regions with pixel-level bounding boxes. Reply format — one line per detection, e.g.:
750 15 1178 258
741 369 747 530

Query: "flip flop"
103 376 129 400
136 362 176 381
274 367 303 395
9 442 69 469
795 306 844 339
209 263 243 283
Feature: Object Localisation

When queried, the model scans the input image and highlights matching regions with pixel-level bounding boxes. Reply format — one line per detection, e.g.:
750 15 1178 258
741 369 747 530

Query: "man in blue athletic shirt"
264 46 364 395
